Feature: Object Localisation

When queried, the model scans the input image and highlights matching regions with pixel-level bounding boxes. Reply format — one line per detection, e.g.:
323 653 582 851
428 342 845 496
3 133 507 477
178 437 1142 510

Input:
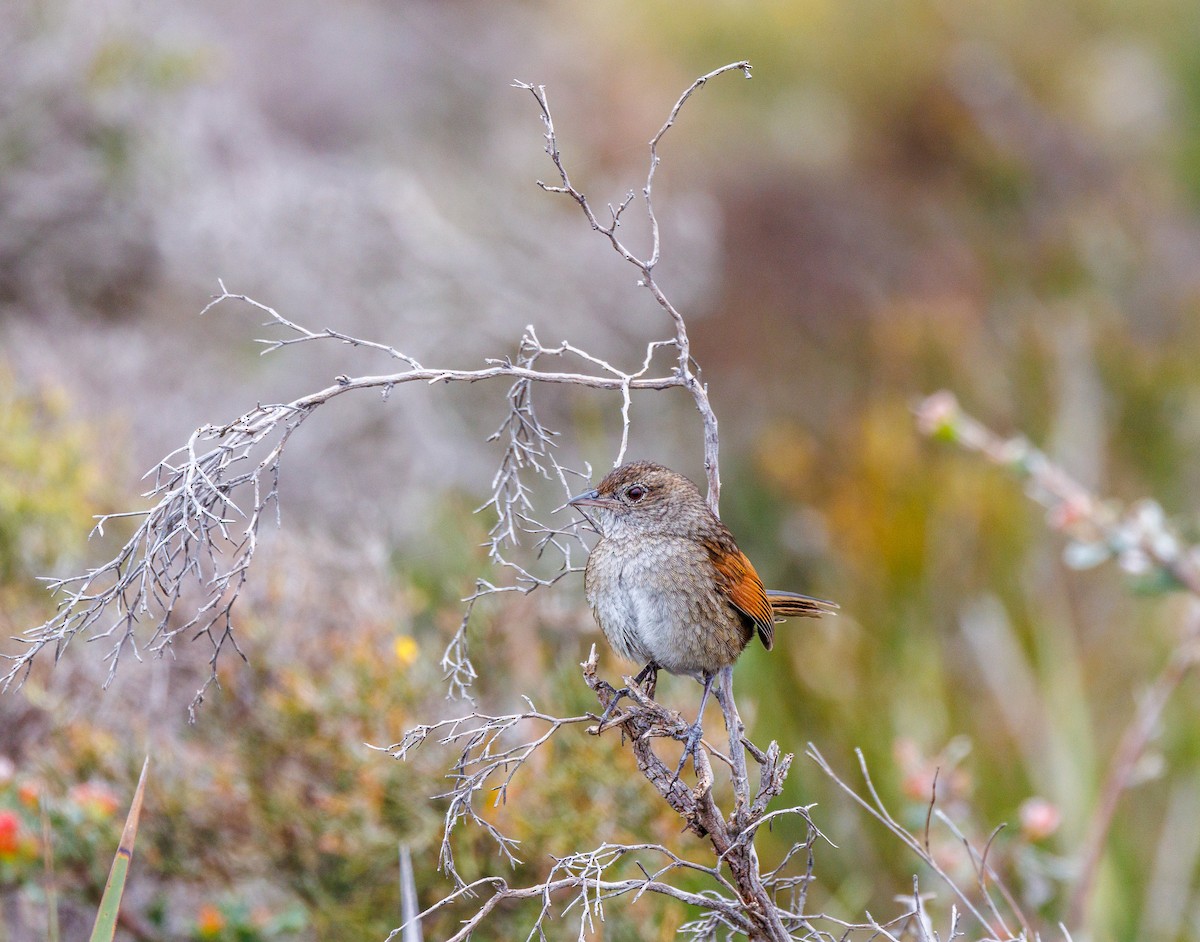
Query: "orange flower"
195 903 226 937
0 810 20 856
17 781 40 808
69 781 120 818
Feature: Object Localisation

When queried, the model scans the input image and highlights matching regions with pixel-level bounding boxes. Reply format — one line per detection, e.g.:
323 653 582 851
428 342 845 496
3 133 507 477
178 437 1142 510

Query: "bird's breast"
583 535 748 675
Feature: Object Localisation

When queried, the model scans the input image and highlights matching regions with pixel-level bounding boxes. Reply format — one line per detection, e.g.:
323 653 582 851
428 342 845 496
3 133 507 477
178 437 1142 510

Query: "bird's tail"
766 590 838 621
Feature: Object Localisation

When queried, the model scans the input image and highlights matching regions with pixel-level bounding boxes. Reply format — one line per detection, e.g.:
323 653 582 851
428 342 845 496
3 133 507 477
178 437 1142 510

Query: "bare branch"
514 61 751 513
3 295 690 708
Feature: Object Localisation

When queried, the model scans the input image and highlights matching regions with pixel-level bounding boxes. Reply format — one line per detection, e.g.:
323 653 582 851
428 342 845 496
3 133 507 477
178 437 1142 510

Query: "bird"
568 460 835 773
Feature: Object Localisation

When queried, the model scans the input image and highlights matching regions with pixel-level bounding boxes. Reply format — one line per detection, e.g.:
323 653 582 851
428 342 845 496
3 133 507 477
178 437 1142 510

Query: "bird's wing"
703 540 775 650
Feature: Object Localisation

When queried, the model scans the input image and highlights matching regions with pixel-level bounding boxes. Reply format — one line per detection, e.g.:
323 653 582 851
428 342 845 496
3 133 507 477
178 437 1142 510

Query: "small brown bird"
569 461 835 767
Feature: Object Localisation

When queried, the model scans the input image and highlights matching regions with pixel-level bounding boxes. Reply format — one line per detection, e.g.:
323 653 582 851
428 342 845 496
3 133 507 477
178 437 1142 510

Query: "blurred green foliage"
0 371 106 586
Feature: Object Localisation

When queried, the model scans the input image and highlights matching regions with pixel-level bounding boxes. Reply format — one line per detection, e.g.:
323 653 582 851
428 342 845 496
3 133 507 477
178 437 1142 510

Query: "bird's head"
568 461 708 538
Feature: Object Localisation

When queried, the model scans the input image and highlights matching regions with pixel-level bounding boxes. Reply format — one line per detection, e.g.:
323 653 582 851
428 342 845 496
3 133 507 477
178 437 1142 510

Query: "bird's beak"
567 488 608 509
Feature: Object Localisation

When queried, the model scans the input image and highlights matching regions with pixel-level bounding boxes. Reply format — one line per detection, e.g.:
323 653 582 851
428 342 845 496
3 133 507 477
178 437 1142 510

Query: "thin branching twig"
514 59 751 515
807 743 1028 940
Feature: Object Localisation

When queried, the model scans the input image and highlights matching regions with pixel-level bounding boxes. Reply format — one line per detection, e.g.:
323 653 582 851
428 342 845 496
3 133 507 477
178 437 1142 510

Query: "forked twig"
808 743 1028 939
514 59 751 515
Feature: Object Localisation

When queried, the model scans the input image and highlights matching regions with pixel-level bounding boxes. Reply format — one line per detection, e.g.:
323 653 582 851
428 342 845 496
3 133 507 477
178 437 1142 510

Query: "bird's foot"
672 719 705 783
591 662 660 733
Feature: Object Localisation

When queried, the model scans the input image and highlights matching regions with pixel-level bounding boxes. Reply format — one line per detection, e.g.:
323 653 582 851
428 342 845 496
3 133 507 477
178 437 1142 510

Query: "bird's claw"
671 719 705 783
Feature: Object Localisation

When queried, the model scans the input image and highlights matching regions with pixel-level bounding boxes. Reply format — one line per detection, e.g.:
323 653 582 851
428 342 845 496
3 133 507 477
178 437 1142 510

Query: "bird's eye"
626 484 648 502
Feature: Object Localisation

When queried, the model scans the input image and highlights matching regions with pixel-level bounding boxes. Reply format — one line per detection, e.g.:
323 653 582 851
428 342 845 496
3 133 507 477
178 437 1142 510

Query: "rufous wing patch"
706 542 775 649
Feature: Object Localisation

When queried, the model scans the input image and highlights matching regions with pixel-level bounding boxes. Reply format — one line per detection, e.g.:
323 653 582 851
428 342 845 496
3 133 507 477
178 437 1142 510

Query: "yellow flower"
393 635 419 668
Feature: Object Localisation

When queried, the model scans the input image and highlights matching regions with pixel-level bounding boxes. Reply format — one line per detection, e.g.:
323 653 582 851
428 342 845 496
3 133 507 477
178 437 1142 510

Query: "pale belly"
584 537 746 678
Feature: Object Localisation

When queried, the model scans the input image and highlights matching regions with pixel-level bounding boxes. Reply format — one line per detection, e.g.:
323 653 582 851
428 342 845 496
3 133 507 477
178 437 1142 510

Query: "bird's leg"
594 661 660 730
632 660 658 699
673 670 715 782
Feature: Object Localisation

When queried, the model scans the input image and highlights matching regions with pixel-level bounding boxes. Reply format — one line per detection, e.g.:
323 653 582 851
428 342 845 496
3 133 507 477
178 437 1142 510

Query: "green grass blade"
89 756 150 942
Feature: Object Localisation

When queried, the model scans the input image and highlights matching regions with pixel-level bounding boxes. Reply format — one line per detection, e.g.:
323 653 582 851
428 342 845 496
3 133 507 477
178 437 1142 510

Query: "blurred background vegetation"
4 0 1200 938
